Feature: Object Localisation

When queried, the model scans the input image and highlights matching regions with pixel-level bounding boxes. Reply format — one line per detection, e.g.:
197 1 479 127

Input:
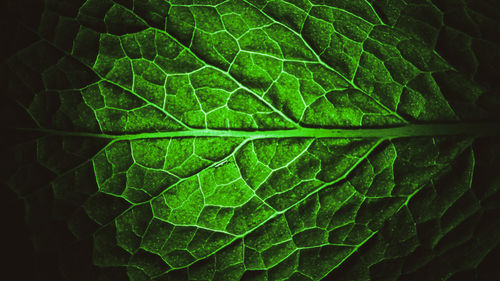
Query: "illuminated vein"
18 122 500 140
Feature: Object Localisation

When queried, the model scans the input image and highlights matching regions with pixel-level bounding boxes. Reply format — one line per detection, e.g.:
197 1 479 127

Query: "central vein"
20 122 500 140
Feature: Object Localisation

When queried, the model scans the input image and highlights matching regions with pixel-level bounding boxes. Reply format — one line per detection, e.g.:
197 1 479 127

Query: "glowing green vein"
18 122 500 140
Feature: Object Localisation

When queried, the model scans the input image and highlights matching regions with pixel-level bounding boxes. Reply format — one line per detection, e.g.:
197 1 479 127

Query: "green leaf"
2 0 500 280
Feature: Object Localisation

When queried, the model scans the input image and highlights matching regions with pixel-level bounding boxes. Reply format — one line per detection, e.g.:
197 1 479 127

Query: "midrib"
17 122 500 140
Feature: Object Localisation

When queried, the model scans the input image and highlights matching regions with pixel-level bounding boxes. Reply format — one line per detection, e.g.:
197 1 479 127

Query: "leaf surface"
2 0 500 280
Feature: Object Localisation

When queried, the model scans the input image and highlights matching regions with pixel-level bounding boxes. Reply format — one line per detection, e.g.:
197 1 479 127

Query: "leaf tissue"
2 0 500 280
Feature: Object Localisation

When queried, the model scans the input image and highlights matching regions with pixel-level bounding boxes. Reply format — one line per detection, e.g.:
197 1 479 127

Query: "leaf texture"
2 0 500 280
